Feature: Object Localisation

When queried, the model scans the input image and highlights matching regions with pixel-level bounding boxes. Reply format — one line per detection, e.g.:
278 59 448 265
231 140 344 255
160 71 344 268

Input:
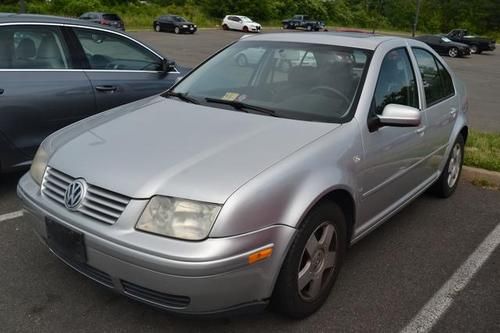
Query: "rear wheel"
283 23 289 29
448 47 459 58
272 201 346 318
306 25 313 31
431 134 464 198
222 24 229 30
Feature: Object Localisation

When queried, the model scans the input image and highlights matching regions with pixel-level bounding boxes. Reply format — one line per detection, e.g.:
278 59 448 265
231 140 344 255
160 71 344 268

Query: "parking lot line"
401 223 500 333
0 210 24 222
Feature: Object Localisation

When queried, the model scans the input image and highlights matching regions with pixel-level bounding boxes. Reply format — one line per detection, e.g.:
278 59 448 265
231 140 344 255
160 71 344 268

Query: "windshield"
241 16 253 22
170 41 372 123
441 37 452 43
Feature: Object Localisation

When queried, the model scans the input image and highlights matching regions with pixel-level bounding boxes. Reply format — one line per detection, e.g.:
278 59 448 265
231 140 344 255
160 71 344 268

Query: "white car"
222 15 261 32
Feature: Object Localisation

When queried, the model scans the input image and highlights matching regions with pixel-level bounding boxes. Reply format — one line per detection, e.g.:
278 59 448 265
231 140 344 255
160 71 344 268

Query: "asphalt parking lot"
0 28 499 332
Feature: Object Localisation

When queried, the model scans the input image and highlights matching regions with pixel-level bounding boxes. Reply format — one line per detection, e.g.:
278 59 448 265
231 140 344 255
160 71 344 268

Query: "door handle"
415 126 426 136
450 108 457 118
95 85 117 92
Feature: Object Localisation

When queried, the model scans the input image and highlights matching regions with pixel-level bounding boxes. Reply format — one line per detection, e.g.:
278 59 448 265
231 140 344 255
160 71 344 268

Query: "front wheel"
174 26 180 34
306 25 313 31
154 24 161 32
272 201 346 318
448 47 459 58
431 134 464 198
470 45 478 54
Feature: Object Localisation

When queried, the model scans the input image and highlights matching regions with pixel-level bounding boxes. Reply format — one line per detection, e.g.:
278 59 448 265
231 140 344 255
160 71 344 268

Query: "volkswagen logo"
64 179 87 211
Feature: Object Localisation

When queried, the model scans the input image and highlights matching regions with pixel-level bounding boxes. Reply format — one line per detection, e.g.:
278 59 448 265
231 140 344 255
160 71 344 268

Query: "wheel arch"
297 187 356 247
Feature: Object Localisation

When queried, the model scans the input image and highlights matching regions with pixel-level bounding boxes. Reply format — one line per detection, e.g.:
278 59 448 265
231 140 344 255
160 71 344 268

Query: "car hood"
49 98 338 203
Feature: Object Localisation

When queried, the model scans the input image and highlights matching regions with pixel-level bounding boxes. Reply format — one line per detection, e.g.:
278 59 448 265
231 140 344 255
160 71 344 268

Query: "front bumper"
179 26 197 33
17 173 295 315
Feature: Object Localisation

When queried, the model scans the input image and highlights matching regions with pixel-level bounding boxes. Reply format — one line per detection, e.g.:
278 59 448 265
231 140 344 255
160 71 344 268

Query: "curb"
462 166 500 188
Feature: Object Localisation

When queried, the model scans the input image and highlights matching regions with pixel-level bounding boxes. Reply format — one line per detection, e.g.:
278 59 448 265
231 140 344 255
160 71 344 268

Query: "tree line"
1 0 499 36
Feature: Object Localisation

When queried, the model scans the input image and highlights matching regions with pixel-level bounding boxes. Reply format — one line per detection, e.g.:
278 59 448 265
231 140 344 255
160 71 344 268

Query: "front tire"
448 47 459 58
174 27 180 34
431 134 464 198
272 201 347 318
243 26 249 33
306 25 313 31
154 24 161 32
470 45 478 54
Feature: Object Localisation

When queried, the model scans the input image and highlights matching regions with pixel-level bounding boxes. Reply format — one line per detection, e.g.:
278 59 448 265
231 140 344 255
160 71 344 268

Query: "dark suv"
79 12 125 31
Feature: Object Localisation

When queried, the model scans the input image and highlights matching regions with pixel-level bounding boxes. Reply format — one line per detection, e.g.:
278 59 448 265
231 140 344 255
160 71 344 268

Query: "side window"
0 25 70 69
412 48 454 106
74 28 162 71
373 48 419 115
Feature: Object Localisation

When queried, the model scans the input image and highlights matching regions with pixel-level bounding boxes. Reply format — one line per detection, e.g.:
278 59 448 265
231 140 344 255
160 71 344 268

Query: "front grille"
51 247 114 288
121 280 190 308
42 167 130 224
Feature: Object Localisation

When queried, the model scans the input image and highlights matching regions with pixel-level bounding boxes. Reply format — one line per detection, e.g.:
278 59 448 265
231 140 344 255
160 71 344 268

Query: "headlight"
182 24 188 28
30 142 49 185
194 24 197 28
136 196 221 240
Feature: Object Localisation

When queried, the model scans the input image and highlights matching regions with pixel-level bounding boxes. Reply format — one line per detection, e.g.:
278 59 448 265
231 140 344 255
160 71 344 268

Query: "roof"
0 13 108 29
241 32 402 50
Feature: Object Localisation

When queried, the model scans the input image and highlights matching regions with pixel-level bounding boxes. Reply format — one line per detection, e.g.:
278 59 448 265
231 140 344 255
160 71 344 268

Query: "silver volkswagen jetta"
18 32 468 318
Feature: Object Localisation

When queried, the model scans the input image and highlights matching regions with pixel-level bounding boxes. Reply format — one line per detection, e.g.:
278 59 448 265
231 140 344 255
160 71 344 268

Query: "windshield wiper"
164 91 199 104
205 97 278 117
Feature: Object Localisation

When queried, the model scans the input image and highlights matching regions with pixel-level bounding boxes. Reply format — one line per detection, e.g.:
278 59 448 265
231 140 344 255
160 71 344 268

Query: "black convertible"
415 35 471 58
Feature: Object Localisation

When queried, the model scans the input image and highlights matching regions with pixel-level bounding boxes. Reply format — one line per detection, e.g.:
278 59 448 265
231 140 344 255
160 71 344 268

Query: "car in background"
79 12 125 31
415 35 470 58
222 15 261 32
282 15 325 31
18 32 468 318
445 29 496 54
0 14 186 172
153 15 197 34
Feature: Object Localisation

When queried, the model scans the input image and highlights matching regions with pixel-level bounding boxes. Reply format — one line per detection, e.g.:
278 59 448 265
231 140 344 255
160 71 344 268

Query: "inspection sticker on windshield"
222 92 240 101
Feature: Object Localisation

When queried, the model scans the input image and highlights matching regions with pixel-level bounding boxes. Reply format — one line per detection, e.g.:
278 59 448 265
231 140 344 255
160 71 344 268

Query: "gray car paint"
0 14 186 171
17 33 468 314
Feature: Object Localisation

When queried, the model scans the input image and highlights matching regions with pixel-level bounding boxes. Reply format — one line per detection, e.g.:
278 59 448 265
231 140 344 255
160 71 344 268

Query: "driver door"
68 26 180 112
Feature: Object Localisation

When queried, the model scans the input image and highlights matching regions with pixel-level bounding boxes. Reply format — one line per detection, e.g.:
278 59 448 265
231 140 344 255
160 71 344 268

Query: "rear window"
103 14 121 21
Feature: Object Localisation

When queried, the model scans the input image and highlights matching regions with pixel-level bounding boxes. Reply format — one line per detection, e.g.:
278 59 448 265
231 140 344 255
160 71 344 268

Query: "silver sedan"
18 32 468 318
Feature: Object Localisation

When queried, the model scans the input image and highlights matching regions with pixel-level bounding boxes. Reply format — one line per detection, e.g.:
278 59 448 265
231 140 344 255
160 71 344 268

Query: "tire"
243 26 249 33
306 25 312 31
272 201 347 318
154 24 161 32
222 24 229 31
236 54 248 66
476 50 482 54
431 134 464 198
470 45 478 54
448 47 459 58
174 27 180 34
283 23 289 29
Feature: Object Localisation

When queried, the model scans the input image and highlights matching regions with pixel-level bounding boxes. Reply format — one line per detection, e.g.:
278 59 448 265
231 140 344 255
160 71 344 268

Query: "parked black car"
0 14 187 172
415 35 470 58
79 12 125 31
445 29 496 54
282 15 325 31
153 15 197 34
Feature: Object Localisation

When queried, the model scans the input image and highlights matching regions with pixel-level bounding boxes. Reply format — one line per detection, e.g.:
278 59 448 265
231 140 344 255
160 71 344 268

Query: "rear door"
0 24 95 164
69 26 181 112
411 47 458 172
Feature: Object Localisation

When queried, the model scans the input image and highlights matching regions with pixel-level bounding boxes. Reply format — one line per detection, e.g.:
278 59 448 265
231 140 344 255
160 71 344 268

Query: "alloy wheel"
298 222 337 301
447 143 462 188
448 47 458 58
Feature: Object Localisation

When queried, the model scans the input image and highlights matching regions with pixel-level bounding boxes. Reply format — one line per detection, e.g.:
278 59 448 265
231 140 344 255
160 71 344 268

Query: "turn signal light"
248 247 273 265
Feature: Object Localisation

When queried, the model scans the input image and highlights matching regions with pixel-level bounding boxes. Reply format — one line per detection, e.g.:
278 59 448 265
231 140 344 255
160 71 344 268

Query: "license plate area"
46 218 86 264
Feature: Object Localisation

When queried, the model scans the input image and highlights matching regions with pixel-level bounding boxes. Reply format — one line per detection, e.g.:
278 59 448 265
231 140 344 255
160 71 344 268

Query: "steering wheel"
308 86 350 106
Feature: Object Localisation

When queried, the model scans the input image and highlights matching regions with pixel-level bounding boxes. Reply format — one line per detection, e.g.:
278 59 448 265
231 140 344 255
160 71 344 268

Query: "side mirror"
377 104 421 127
161 58 176 72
